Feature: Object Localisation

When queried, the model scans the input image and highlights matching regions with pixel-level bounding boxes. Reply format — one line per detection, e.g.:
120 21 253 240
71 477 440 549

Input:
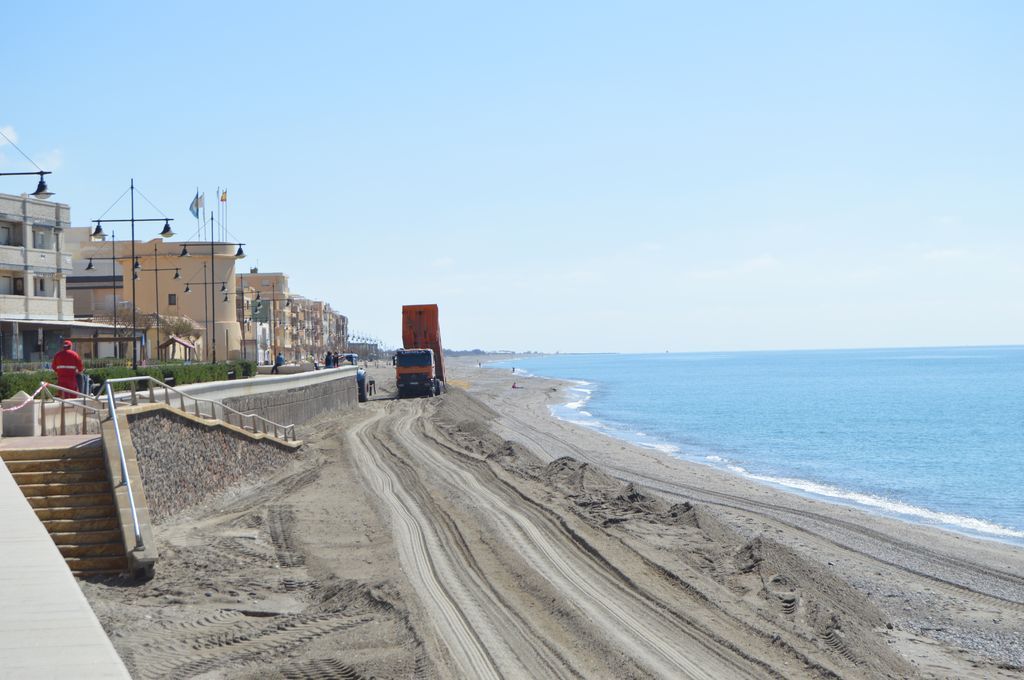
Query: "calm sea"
490 347 1024 544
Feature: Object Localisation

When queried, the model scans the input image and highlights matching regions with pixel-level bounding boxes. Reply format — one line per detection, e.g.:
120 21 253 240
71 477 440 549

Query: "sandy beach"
80 357 1024 678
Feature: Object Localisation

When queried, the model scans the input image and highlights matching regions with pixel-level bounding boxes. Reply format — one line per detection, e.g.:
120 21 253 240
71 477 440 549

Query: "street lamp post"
253 285 290 362
86 228 124 358
92 179 174 369
182 268 230 362
178 223 244 363
134 242 181 360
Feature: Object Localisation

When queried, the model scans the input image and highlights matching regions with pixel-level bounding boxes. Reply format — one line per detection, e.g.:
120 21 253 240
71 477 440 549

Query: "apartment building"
0 193 109 362
237 269 293 361
236 268 348 364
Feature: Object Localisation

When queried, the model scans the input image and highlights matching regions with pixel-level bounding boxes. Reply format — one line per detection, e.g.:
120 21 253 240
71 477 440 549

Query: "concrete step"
27 494 115 509
11 468 108 485
65 555 131 575
17 481 114 497
57 541 125 558
0 444 103 462
2 456 105 473
51 529 123 546
42 517 119 533
33 505 117 521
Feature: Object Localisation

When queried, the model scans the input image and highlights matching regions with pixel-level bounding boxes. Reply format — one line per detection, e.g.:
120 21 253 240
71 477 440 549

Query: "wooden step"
27 494 115 509
0 445 102 462
41 517 119 533
18 481 114 497
58 542 125 558
11 468 108 485
50 529 122 546
33 505 117 521
2 456 105 474
65 556 131 574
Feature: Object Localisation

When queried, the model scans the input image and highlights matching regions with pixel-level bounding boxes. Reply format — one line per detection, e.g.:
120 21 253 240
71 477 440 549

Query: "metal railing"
102 376 298 442
35 383 107 436
103 381 145 551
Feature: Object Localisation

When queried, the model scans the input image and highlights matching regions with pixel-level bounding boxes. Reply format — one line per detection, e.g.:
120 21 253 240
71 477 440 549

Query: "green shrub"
0 370 56 400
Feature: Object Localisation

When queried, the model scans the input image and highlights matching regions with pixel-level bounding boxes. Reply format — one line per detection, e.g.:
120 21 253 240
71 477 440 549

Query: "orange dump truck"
395 304 446 398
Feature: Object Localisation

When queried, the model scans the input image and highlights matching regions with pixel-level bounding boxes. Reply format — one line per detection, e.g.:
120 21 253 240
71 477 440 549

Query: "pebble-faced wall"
127 372 358 522
127 409 297 522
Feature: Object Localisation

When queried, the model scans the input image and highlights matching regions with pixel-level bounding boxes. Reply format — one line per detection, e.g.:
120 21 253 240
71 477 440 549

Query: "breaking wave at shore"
550 386 1024 540
490 348 1024 545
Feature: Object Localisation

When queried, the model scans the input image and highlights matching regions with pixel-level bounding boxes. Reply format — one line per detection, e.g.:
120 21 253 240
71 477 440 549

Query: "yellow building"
68 227 245 362
121 238 244 362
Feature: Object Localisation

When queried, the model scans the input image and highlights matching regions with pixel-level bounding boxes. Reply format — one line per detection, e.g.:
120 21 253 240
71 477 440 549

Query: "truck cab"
394 348 440 397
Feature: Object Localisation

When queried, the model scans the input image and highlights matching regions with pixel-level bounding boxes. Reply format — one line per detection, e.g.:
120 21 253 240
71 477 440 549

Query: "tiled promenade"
0 437 129 679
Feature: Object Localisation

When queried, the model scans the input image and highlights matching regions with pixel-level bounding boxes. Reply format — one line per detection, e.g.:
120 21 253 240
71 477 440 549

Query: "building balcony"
0 295 73 320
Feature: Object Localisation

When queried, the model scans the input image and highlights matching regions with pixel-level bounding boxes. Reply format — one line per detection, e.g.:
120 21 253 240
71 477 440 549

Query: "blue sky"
3 2 1021 352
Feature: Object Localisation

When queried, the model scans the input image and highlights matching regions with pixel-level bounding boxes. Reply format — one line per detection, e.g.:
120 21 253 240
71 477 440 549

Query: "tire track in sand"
348 409 501 680
391 401 766 680
356 398 773 679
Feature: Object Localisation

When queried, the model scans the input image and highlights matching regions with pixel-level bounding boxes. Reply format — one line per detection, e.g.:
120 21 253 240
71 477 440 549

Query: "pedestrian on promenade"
51 339 84 398
324 351 334 368
272 351 284 374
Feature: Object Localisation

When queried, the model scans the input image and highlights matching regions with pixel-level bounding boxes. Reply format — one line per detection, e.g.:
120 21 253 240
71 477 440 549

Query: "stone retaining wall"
127 409 297 523
221 373 358 426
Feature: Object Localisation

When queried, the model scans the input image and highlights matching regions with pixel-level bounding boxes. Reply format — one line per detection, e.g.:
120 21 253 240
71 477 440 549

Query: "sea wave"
738 470 1024 540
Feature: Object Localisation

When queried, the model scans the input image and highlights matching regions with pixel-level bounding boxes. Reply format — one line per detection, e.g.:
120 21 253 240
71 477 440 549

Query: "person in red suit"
51 339 84 398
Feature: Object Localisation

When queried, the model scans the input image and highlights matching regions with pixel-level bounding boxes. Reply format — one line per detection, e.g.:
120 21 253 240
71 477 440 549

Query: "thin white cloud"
0 126 17 145
689 254 780 281
34 149 63 171
431 256 455 269
922 248 969 262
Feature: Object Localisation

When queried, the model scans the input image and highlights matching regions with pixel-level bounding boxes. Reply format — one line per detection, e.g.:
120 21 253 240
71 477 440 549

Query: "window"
32 229 53 250
37 278 46 294
168 293 177 306
0 225 10 246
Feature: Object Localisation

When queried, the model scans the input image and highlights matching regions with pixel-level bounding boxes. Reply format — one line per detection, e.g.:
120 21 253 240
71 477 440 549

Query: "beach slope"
79 361 1024 679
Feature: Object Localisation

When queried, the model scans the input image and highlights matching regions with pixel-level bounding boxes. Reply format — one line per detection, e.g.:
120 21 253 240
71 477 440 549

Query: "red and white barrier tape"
1 383 51 412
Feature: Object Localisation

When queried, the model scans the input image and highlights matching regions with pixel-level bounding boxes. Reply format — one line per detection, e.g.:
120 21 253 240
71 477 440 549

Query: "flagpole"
195 186 201 239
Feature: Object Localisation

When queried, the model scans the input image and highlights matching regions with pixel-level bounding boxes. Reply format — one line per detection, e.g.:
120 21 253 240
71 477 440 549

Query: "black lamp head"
31 173 53 200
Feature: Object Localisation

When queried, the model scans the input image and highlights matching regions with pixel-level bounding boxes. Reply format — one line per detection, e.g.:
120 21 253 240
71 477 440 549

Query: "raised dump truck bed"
402 304 445 383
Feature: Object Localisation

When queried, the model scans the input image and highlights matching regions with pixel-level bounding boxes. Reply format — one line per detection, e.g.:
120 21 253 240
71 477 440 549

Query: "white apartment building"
0 192 97 362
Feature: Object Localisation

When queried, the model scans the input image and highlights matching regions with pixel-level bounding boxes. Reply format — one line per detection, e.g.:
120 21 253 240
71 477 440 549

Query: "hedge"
0 360 257 401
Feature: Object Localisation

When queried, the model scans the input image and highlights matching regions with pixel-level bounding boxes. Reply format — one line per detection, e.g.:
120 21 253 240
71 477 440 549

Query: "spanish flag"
220 190 227 202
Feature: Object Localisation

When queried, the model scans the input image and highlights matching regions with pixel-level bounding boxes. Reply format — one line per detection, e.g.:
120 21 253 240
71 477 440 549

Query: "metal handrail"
101 376 298 442
37 383 106 436
103 381 145 551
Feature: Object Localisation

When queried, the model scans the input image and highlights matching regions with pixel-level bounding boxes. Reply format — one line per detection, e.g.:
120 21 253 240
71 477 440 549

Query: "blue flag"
189 192 204 218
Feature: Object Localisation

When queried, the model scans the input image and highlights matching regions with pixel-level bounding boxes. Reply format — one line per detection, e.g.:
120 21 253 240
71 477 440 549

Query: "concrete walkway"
0 437 130 679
